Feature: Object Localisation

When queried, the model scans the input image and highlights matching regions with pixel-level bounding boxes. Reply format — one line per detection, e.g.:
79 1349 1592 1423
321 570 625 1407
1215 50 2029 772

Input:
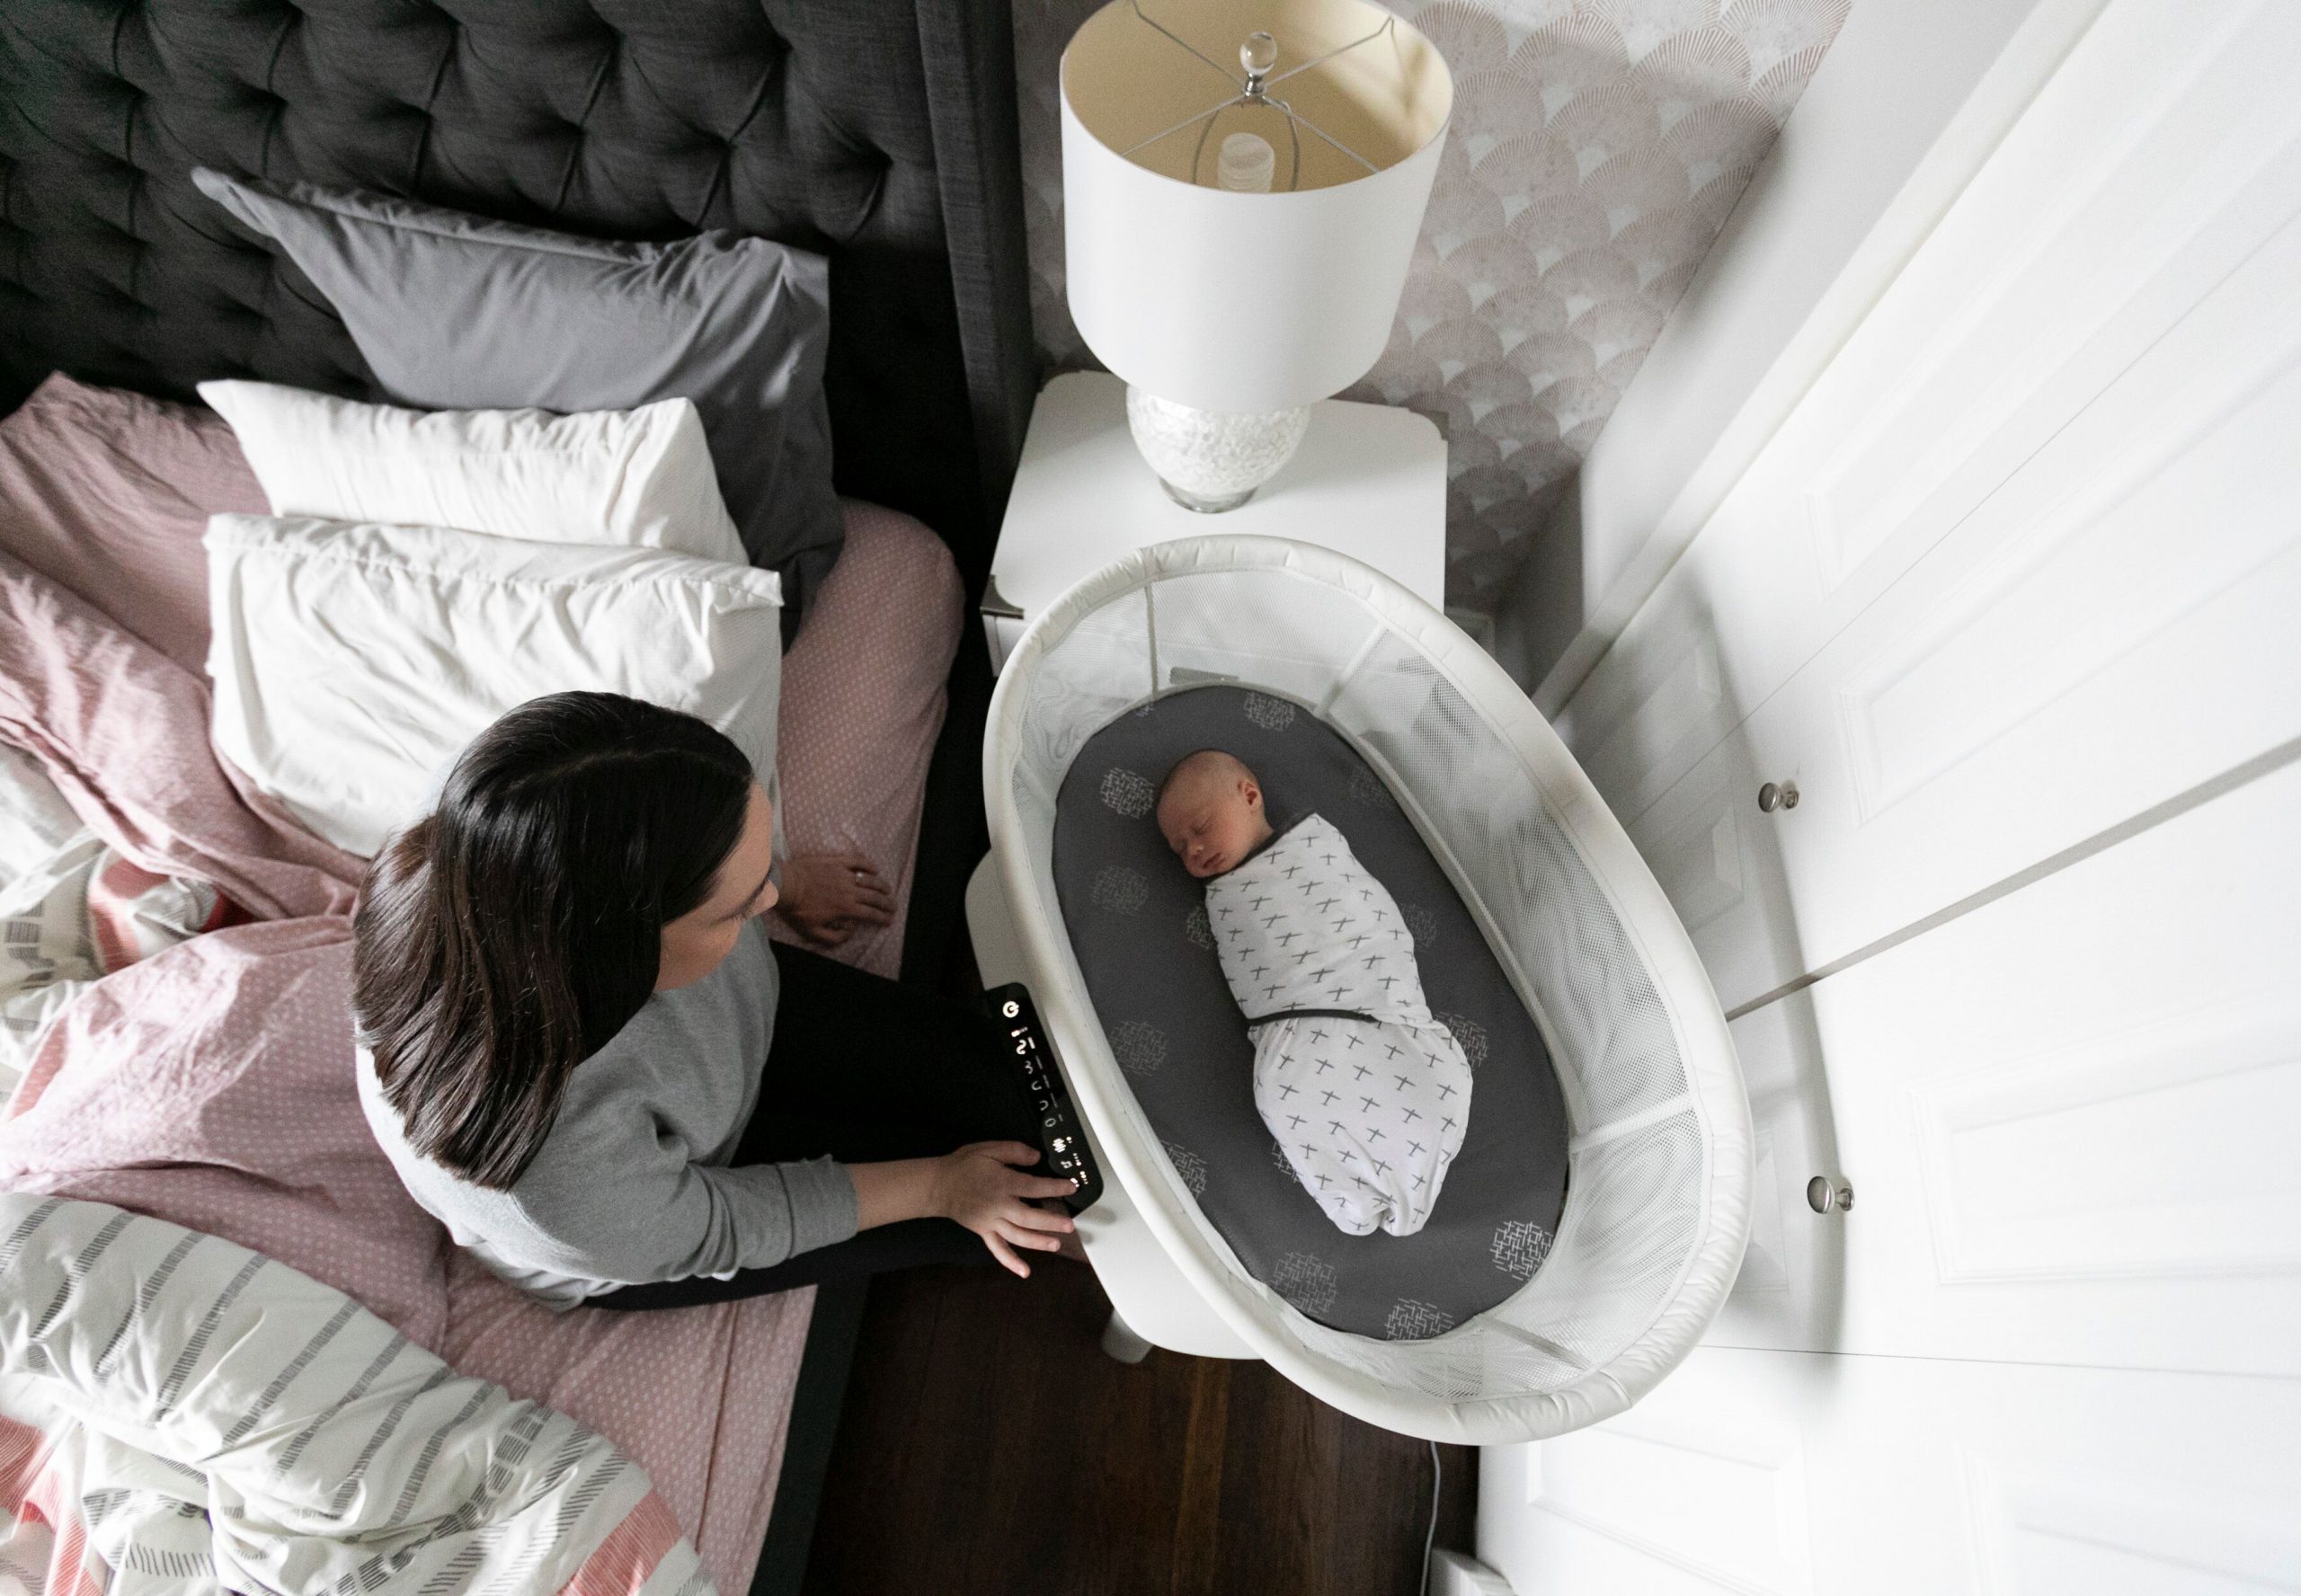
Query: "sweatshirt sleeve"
499 1114 862 1285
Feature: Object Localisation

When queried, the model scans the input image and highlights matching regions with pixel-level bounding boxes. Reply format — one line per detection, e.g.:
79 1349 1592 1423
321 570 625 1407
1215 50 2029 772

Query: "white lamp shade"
1061 0 1452 415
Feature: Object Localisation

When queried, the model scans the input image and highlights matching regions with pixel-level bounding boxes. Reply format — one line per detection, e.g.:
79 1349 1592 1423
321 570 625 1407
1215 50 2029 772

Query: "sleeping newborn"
1156 749 1472 1237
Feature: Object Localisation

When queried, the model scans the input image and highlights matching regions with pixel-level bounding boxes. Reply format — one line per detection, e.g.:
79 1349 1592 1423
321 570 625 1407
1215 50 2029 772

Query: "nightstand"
982 370 1447 672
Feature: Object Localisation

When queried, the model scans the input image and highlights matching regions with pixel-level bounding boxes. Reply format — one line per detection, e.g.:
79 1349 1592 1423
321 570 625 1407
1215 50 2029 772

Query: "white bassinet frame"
983 536 1753 1443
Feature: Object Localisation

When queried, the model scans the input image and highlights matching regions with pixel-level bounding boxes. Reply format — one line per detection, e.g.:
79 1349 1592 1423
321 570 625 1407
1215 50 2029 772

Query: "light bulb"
1218 132 1275 193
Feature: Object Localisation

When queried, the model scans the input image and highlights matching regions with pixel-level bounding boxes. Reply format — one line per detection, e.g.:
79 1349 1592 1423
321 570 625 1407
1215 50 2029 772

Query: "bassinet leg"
1100 1309 1153 1364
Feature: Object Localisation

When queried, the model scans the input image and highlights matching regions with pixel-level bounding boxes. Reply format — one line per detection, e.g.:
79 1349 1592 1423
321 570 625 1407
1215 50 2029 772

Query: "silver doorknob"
1758 780 1800 813
1807 1175 1853 1214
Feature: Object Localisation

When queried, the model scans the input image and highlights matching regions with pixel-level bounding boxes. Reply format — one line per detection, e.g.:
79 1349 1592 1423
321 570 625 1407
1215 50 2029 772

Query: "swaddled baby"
1156 749 1471 1237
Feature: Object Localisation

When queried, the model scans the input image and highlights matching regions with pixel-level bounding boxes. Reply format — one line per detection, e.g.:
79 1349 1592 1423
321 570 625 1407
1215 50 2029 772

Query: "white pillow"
197 381 746 564
205 514 782 857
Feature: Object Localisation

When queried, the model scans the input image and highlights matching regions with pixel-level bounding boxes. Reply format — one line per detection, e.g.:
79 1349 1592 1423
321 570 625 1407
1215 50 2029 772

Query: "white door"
1479 719 2301 1594
1479 1348 2301 1595
1559 0 2301 1012
1478 6 2301 1583
1706 747 2301 1370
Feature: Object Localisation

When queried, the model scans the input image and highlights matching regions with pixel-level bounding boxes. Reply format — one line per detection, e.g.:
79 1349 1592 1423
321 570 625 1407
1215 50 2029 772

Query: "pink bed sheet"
770 498 962 980
0 377 964 1594
0 374 262 673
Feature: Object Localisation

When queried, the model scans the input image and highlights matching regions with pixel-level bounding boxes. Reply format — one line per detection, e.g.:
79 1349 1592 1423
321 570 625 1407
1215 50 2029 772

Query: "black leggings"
589 941 1039 1311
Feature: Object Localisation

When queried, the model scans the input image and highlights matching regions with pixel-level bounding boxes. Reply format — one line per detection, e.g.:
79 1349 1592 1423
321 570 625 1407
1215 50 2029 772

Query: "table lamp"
1061 0 1453 512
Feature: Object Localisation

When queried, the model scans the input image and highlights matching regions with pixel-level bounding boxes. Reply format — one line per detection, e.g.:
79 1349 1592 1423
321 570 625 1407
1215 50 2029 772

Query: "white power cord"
1419 1441 1442 1596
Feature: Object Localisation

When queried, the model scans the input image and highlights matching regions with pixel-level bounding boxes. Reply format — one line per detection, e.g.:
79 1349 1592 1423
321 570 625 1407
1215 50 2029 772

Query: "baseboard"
1428 1547 1517 1596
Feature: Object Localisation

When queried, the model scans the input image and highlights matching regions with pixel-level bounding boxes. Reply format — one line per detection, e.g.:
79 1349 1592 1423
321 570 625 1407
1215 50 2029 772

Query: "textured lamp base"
1125 386 1310 513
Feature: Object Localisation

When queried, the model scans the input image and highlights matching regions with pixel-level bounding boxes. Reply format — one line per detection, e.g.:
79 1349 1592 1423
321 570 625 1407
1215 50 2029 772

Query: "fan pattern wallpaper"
1010 0 1852 610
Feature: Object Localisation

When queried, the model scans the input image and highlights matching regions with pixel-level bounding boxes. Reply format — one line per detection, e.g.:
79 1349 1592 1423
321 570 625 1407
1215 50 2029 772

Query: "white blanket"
1205 814 1472 1237
0 1194 708 1596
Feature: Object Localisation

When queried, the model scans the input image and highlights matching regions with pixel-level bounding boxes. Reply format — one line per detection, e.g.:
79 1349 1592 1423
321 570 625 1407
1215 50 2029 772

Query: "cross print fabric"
1206 813 1473 1237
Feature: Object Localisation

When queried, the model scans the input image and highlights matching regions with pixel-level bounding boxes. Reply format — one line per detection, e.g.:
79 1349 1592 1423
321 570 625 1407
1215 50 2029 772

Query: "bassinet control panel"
986 983 1103 1216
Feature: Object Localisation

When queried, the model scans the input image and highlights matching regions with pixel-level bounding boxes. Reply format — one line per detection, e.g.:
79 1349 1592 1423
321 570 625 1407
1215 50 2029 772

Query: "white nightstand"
982 370 1447 672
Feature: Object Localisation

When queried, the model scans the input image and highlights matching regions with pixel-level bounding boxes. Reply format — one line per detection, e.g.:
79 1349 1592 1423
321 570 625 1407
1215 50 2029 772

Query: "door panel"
1736 222 2301 1007
1631 186 2301 1010
1706 754 2301 1373
1479 1352 1831 1596
1480 1350 2301 1595
1630 729 1804 1019
1702 993 1845 1356
1561 0 2301 882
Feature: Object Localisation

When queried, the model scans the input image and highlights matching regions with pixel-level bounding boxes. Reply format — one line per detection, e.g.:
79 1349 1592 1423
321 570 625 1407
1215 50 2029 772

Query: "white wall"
1495 0 2095 705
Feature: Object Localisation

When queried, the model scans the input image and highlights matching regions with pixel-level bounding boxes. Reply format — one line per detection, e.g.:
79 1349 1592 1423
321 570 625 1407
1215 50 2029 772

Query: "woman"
351 691 1077 1310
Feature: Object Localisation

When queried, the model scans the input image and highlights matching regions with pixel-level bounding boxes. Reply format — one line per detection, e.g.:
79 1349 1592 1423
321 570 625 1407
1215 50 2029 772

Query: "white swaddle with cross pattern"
1204 812 1472 1237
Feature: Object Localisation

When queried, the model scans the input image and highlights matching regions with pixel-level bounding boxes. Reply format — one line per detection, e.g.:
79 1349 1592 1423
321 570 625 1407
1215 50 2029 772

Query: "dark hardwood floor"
801 1258 1476 1596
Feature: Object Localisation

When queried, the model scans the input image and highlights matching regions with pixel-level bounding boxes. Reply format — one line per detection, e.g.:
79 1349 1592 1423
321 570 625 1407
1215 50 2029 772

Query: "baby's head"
1156 749 1274 879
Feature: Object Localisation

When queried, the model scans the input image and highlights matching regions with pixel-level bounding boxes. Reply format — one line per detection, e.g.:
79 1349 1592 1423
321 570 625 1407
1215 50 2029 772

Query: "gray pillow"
191 168 840 624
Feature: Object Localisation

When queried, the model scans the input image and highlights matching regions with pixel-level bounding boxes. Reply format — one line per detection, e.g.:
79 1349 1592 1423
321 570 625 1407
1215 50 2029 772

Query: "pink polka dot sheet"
768 498 964 980
0 379 966 1596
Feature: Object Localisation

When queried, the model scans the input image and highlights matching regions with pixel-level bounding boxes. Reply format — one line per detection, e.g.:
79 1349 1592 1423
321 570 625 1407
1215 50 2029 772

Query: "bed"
0 3 1035 1592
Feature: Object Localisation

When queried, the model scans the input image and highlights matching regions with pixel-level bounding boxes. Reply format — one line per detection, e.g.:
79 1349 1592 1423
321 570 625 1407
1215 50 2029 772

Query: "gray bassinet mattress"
1052 686 1570 1340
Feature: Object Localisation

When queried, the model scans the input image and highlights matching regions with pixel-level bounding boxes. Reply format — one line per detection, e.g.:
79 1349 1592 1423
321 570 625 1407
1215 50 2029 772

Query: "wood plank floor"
801 1258 1476 1596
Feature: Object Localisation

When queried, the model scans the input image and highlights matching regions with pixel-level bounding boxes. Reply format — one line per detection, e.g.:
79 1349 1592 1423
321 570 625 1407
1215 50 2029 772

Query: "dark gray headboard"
0 0 1035 581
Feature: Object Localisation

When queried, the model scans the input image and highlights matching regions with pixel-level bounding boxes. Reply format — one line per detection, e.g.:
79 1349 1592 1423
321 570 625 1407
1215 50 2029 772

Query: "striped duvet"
0 1194 708 1596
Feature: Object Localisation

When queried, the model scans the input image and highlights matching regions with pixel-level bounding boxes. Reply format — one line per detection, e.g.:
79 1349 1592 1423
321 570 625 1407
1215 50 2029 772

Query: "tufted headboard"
0 0 1035 996
0 0 1036 581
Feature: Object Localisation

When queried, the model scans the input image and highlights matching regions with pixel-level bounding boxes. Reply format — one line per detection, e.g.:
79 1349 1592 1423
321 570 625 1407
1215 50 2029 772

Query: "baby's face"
1158 772 1268 879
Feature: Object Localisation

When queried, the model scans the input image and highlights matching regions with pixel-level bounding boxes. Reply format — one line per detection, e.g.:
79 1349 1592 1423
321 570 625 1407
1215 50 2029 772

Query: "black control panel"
985 982 1103 1216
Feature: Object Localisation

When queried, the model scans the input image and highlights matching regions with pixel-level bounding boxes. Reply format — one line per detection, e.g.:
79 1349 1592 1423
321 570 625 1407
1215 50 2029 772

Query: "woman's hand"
844 1144 1077 1278
930 1141 1080 1278
775 852 896 947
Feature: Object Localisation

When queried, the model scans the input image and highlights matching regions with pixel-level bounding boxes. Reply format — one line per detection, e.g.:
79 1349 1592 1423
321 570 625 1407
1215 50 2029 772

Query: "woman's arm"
848 1141 1079 1277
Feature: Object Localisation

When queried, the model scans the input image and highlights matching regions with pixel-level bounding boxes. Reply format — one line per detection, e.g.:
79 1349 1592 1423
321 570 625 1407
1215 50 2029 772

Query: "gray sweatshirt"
355 919 858 1308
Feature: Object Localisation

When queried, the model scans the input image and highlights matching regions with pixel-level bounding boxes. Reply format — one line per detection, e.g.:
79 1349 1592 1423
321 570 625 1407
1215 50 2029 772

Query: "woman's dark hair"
352 691 755 1190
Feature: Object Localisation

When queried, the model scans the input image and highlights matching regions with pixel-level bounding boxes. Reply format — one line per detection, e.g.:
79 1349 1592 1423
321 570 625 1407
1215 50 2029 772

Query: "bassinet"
982 536 1753 1443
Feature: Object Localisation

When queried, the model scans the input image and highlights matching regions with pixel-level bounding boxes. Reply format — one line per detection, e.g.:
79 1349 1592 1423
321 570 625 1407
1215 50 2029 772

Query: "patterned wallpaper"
1011 0 1851 610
